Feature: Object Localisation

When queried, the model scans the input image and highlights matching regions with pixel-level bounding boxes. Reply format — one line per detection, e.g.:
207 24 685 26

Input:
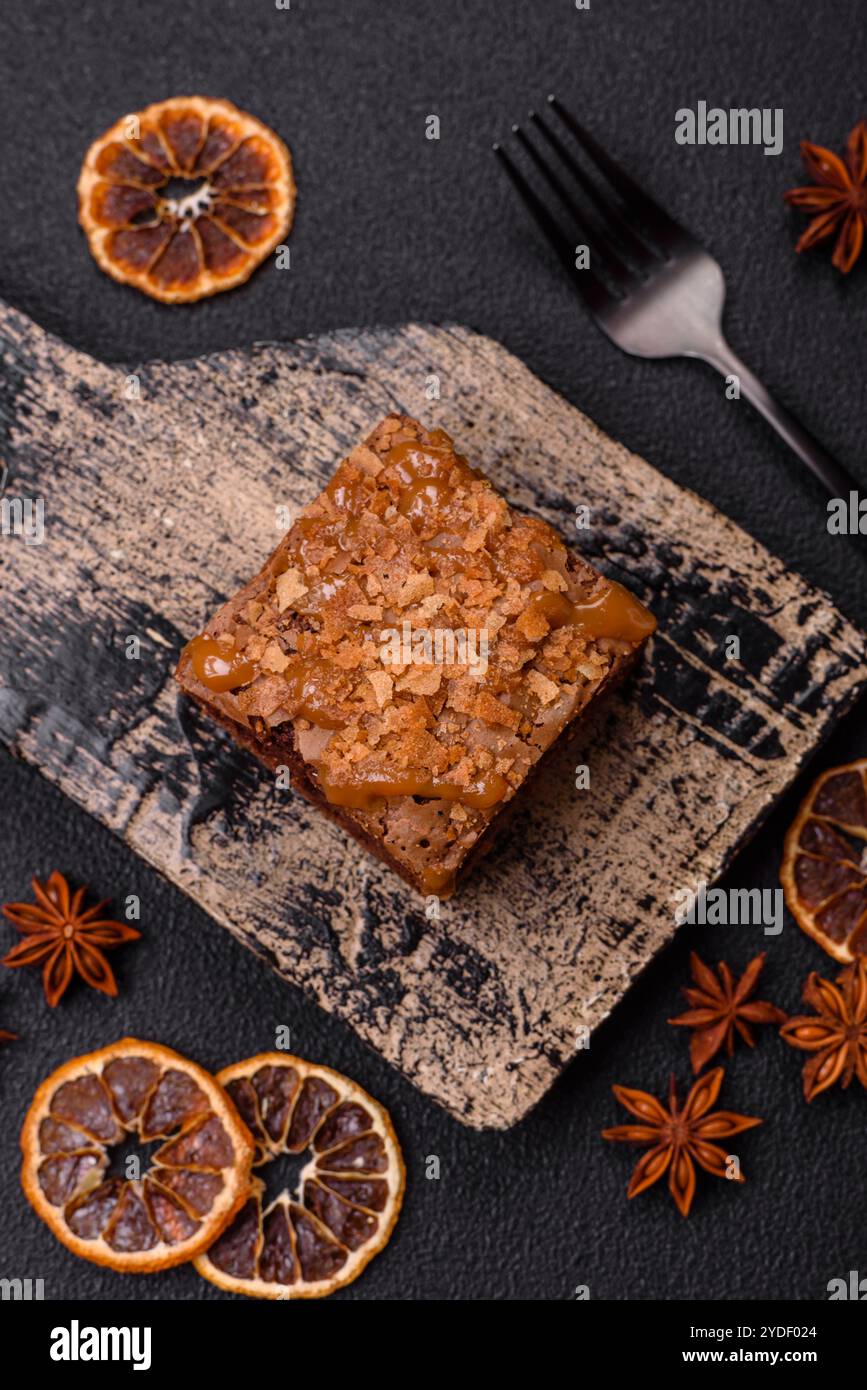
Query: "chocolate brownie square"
175 414 655 897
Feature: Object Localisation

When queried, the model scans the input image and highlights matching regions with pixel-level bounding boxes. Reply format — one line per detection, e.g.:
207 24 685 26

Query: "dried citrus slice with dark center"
781 759 867 963
20 1038 254 1271
77 96 294 302
195 1053 405 1298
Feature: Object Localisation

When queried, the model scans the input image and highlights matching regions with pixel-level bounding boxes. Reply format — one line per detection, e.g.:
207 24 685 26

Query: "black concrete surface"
0 0 865 1301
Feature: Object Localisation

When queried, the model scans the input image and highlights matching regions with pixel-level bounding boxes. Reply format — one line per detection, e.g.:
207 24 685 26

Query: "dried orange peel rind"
77 96 294 303
20 1038 255 1272
195 1052 405 1299
780 758 867 964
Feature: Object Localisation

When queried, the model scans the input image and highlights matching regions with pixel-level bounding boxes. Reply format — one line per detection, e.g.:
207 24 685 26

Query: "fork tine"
529 111 658 273
512 124 633 288
548 95 691 249
493 142 614 313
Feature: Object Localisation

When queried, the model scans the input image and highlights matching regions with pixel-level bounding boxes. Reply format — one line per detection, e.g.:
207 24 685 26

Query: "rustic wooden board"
0 299 864 1128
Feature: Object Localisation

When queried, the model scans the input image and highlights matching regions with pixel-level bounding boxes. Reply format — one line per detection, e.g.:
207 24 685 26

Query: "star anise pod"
2 871 140 1007
783 120 867 273
780 958 867 1102
602 1066 762 1217
668 951 786 1074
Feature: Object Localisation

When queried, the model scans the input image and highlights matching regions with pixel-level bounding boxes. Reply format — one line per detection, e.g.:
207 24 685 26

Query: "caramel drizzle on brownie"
178 416 655 826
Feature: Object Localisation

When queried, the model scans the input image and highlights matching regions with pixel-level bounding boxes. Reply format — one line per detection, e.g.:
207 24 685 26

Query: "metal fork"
495 95 860 503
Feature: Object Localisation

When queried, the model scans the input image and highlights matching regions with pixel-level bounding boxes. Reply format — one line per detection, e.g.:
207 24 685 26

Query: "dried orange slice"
77 96 294 302
195 1053 405 1298
781 759 867 963
21 1039 254 1271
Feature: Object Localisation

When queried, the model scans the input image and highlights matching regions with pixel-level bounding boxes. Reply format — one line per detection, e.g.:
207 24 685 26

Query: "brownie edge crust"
175 414 656 897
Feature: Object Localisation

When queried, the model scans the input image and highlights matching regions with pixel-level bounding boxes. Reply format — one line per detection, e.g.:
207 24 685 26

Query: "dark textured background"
1 0 865 1302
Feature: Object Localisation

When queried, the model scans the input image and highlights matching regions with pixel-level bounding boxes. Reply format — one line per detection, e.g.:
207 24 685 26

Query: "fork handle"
697 339 861 503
